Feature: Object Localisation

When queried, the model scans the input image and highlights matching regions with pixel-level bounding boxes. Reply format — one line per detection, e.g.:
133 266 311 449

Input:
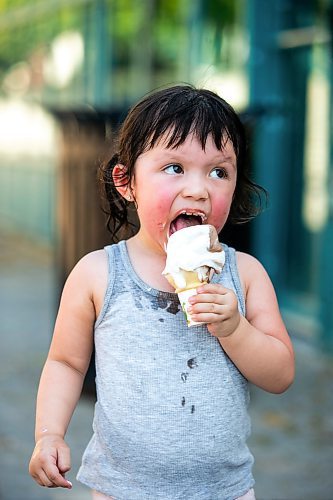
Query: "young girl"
29 85 294 500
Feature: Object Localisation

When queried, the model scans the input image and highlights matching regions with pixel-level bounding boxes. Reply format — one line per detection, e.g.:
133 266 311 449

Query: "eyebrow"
160 152 237 170
223 156 237 168
211 154 237 168
217 155 235 162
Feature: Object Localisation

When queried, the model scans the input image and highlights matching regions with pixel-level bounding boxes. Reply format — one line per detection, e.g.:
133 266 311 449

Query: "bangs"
135 86 243 156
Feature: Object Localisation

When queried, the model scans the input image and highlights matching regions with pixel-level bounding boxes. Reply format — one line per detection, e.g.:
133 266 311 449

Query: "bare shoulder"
74 249 108 278
235 251 270 293
63 249 108 316
67 249 107 288
236 250 265 268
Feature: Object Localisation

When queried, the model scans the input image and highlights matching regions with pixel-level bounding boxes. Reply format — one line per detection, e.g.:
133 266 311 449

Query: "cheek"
210 193 234 231
137 186 174 228
155 187 174 214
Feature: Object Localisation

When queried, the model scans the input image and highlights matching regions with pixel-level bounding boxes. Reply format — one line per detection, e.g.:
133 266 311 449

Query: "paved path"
0 231 332 500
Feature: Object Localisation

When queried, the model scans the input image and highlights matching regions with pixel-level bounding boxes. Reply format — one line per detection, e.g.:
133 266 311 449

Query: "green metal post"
247 0 312 291
319 1 333 350
93 0 110 108
247 0 292 288
82 0 111 107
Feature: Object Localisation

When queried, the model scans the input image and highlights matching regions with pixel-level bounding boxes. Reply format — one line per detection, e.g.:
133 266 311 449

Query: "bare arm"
188 252 294 394
29 250 107 488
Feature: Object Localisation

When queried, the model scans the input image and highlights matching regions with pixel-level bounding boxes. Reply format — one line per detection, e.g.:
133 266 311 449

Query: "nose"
181 173 208 200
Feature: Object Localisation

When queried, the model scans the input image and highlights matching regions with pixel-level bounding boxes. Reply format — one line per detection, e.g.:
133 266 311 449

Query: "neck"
125 235 174 292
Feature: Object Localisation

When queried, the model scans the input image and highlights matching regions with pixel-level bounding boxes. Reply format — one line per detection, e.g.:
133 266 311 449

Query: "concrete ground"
0 230 332 500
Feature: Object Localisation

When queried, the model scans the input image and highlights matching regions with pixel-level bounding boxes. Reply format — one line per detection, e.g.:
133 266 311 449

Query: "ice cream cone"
177 284 207 327
164 268 209 293
162 224 225 327
165 268 212 327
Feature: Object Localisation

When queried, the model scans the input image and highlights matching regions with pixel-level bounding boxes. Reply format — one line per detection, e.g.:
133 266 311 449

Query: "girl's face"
129 132 237 255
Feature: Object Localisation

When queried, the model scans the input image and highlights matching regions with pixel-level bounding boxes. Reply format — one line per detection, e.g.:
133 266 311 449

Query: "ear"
112 164 134 202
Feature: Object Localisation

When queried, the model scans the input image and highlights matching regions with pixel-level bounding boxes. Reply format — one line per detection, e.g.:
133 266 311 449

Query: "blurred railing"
53 110 113 287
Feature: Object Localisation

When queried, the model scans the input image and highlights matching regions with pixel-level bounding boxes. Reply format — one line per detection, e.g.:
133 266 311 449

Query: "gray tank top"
77 241 254 499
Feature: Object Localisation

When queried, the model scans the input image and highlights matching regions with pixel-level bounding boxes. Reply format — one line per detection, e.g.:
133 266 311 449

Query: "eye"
164 163 183 175
210 167 229 179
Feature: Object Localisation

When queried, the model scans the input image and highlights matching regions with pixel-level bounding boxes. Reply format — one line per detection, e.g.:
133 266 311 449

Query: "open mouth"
169 211 207 236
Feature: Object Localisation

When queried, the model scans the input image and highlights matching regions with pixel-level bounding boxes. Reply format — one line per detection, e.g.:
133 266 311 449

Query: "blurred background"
0 1 332 499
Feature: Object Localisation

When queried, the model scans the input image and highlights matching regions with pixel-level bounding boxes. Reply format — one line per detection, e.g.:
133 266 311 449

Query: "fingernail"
67 481 73 488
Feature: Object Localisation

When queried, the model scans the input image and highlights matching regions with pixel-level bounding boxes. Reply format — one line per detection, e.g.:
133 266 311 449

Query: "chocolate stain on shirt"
187 358 198 369
156 294 180 315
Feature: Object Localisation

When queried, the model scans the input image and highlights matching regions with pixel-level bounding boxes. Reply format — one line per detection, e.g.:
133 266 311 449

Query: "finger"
57 445 71 474
190 311 221 324
196 283 230 294
33 469 55 488
34 470 61 488
44 464 72 489
189 301 223 315
190 293 225 306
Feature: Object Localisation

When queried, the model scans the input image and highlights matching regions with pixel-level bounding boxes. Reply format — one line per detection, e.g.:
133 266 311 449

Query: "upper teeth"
181 211 207 222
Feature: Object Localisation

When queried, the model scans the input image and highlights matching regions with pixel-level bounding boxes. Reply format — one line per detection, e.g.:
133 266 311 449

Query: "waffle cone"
165 269 209 293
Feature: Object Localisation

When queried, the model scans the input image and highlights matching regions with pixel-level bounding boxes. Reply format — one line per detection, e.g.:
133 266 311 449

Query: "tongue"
172 215 201 232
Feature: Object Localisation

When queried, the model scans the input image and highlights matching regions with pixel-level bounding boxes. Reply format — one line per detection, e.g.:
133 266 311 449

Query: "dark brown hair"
100 84 266 240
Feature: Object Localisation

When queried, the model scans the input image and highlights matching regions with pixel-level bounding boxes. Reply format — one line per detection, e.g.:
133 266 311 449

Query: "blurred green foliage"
0 0 83 71
0 0 238 71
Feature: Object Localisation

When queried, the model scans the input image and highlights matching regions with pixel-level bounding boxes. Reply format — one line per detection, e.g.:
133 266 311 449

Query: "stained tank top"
77 241 254 500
